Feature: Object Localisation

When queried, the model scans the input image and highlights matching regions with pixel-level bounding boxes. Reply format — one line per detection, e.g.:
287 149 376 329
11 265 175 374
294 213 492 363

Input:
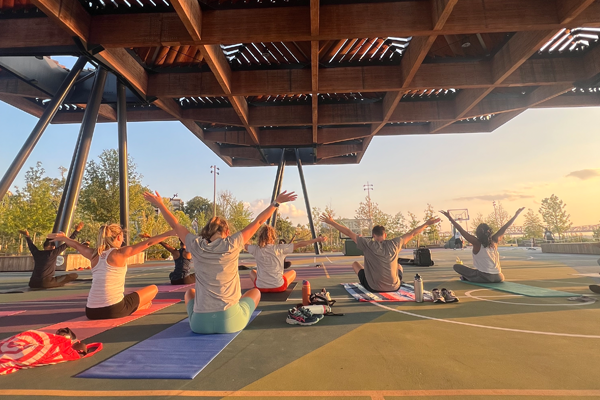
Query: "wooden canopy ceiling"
1 0 600 166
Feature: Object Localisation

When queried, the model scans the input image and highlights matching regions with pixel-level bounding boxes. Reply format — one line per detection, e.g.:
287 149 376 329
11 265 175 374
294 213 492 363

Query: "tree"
539 194 572 239
184 196 212 229
406 211 421 247
216 190 252 233
423 203 441 244
593 223 600 241
389 211 408 238
522 208 544 239
355 196 393 229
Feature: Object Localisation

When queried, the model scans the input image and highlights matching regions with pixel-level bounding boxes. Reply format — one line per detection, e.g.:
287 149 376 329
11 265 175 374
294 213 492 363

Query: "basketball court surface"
1 247 599 399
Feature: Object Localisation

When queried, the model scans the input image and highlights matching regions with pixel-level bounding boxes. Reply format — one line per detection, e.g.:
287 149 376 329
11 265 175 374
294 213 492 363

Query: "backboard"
337 218 373 239
448 209 469 221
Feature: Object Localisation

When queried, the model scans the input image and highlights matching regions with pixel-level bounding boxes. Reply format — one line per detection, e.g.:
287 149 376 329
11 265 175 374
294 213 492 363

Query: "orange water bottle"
302 280 311 306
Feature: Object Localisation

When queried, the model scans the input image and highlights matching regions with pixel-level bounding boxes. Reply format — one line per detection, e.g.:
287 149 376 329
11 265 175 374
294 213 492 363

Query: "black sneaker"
441 288 459 303
431 288 446 303
286 307 320 326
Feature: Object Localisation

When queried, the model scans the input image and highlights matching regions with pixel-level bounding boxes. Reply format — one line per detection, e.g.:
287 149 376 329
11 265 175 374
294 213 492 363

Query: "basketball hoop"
337 218 373 239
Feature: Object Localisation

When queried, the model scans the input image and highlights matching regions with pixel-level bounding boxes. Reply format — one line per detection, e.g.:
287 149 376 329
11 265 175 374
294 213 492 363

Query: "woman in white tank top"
440 208 524 283
48 224 174 319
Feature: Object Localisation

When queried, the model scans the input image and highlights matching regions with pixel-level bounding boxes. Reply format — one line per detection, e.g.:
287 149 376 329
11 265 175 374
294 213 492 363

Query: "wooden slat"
220 146 263 159
533 93 600 108
0 18 73 49
557 0 597 23
0 94 44 117
30 0 90 42
317 143 363 159
204 131 255 146
171 0 202 41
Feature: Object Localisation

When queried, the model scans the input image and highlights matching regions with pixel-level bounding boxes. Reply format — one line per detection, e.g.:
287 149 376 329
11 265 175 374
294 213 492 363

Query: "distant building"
171 198 184 211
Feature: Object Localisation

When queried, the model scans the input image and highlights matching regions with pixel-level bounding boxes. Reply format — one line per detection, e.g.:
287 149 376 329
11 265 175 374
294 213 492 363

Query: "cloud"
453 190 534 202
565 169 600 180
246 199 306 220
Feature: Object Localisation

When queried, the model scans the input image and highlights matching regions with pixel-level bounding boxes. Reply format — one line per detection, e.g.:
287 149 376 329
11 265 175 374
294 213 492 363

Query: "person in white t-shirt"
144 189 297 334
440 208 524 283
246 225 326 293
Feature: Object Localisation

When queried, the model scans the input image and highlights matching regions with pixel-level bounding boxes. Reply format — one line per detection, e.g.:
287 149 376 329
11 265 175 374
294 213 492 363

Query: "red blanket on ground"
0 330 102 375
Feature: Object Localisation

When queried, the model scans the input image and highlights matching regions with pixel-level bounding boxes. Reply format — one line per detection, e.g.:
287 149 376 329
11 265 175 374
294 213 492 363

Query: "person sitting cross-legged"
246 225 327 293
440 208 524 283
319 212 440 292
140 234 194 285
19 222 84 289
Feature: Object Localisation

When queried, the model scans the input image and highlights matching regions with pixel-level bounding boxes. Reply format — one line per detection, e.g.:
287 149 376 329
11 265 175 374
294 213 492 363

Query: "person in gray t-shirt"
320 213 440 292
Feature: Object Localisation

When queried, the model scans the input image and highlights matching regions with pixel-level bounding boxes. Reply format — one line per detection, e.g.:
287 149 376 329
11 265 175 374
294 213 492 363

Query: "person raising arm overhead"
48 226 174 320
20 222 84 289
440 207 524 283
140 234 194 285
246 225 327 293
144 190 297 334
320 212 440 292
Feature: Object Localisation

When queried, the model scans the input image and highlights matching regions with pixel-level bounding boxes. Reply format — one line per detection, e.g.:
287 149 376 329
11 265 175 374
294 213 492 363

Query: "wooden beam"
232 158 267 167
30 0 90 42
526 84 575 107
0 95 44 118
260 129 313 147
98 104 117 121
316 155 358 165
249 105 312 127
0 18 74 50
317 143 363 159
377 124 430 136
486 110 525 131
557 0 597 23
533 93 600 108
220 146 263 159
318 126 371 144
183 107 245 126
0 78 48 98
170 0 203 41
204 130 255 146
153 97 182 119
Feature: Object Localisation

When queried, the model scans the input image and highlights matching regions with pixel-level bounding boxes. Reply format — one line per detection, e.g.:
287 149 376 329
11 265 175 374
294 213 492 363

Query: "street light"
363 182 374 221
210 165 219 217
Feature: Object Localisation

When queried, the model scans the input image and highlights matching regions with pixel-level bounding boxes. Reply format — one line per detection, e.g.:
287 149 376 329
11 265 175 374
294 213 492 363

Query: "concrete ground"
1 247 599 399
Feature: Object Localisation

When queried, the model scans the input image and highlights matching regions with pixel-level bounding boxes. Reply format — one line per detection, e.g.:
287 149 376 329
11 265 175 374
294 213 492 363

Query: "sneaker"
589 284 600 294
431 288 446 303
441 288 459 303
300 306 325 321
286 307 320 326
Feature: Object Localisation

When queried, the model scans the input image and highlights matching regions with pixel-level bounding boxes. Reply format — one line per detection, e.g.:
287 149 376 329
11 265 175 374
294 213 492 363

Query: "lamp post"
210 165 219 217
363 182 374 222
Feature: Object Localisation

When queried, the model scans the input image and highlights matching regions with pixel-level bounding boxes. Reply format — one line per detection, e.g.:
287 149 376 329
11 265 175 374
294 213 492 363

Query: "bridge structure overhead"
0 0 599 168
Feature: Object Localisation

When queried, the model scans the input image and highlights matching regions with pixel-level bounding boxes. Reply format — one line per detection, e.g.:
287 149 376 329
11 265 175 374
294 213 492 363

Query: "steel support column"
117 81 129 245
295 149 320 255
0 56 87 200
268 148 286 227
54 67 108 234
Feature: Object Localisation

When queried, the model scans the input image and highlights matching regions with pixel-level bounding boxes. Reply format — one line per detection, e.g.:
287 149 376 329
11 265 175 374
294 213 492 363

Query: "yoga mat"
155 284 195 293
259 282 297 302
0 310 25 318
40 299 180 341
0 287 46 294
342 283 433 302
78 311 261 379
462 281 579 297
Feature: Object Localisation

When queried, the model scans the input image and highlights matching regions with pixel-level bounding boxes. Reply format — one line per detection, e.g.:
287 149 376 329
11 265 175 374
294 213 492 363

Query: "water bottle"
414 274 424 303
302 280 311 306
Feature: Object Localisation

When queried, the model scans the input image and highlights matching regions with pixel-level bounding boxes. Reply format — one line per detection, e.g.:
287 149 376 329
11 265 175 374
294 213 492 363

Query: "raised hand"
139 233 151 239
515 207 525 216
438 210 451 219
319 212 335 225
18 229 29 237
425 217 441 226
143 191 164 208
47 232 66 240
275 190 297 204
317 236 328 243
75 221 84 231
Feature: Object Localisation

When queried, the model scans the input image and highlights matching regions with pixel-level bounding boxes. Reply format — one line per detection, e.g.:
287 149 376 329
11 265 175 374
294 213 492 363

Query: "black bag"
413 246 434 267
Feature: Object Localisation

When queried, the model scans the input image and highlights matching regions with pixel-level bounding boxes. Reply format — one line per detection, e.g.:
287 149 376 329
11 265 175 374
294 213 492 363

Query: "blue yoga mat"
463 281 578 297
77 311 260 379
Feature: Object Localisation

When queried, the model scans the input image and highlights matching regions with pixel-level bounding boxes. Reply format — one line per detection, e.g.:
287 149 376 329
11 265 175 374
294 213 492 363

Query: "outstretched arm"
144 191 191 243
439 211 479 245
493 207 525 242
401 218 442 244
140 232 177 255
55 222 84 253
19 230 38 255
293 236 327 251
240 191 297 243
47 232 96 260
319 213 358 243
116 230 175 260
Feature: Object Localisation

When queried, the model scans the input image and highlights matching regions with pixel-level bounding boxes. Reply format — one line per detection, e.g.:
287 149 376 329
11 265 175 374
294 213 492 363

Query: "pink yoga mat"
39 299 180 341
0 310 25 318
155 284 194 293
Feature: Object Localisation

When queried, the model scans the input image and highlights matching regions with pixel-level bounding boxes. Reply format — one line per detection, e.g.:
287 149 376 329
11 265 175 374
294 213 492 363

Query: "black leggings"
29 273 78 289
170 274 195 285
85 292 141 320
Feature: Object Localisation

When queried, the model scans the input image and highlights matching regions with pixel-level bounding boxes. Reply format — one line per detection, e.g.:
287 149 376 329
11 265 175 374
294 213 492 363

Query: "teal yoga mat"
463 281 579 297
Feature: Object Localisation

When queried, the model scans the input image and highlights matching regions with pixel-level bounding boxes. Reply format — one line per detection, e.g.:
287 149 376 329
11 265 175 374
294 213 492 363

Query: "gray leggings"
453 264 504 283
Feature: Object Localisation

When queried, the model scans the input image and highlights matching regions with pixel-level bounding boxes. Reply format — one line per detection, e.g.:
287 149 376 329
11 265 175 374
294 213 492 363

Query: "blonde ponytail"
97 223 123 255
200 217 230 241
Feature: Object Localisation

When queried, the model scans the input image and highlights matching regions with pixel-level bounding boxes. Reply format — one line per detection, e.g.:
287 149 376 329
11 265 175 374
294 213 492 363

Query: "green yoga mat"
463 281 579 297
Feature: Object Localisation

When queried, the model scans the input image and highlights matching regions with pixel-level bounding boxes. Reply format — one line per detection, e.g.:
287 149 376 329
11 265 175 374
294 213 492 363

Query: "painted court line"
2 389 600 397
372 302 600 339
0 310 25 318
321 265 331 278
465 289 596 307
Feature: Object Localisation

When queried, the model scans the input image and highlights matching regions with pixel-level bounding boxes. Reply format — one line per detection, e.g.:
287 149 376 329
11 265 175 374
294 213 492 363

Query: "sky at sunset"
1 75 599 233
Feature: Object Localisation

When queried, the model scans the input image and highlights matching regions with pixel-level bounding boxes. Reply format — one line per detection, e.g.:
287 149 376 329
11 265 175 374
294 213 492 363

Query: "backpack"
413 246 434 267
